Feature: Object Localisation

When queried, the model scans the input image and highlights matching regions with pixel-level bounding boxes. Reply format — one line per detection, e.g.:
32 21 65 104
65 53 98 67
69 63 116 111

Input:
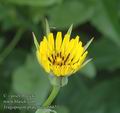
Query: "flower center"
56 57 62 64
48 52 72 66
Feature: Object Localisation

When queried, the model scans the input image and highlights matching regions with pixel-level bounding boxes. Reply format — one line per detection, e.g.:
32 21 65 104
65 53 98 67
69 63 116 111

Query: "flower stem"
42 85 60 107
0 28 24 65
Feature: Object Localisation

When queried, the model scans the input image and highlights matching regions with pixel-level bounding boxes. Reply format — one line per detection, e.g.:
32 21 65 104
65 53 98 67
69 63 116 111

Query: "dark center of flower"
48 52 71 66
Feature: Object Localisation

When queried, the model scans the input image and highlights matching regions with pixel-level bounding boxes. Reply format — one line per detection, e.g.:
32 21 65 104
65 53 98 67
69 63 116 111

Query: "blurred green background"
0 0 120 113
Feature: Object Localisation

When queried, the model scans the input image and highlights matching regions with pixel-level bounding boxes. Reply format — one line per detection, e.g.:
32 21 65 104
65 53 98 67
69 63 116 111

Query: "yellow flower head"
35 32 91 77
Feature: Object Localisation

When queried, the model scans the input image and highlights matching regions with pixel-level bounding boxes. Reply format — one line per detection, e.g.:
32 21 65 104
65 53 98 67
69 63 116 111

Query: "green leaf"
0 48 26 111
36 108 56 113
80 61 96 78
2 0 63 7
79 77 120 113
48 0 94 29
3 49 26 72
91 0 120 46
57 75 120 113
55 106 69 113
12 54 50 105
89 38 120 70
56 76 89 113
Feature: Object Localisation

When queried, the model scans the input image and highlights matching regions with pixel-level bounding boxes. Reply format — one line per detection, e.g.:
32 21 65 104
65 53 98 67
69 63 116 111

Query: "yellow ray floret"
36 32 88 76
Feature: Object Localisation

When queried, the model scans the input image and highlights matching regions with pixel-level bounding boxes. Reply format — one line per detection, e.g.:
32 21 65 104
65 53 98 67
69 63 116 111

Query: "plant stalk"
42 85 60 107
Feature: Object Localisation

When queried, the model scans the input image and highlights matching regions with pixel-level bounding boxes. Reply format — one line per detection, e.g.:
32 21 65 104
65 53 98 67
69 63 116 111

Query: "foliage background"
0 0 120 113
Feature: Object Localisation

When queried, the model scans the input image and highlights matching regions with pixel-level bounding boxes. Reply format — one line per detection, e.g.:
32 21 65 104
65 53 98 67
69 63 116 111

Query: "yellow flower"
35 32 91 77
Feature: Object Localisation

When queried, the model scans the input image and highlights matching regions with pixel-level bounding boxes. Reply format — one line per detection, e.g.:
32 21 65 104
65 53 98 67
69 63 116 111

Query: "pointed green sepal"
67 24 73 36
32 32 39 50
81 58 92 69
84 37 94 51
45 18 50 37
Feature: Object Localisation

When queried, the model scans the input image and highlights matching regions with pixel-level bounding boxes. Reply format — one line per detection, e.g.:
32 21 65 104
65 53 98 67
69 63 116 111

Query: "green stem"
0 28 24 64
42 86 60 107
